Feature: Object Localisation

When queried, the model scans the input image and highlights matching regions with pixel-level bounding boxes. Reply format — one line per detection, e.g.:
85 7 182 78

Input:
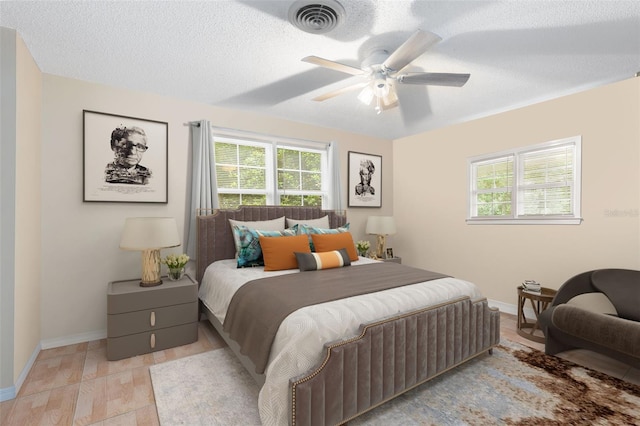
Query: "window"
468 136 582 224
215 139 271 208
214 135 328 209
277 147 323 207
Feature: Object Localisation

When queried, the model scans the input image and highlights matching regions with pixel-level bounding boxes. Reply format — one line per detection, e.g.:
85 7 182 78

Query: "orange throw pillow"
311 232 358 261
259 234 311 271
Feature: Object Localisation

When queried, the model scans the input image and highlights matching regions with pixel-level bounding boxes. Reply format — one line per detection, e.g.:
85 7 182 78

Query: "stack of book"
522 280 541 294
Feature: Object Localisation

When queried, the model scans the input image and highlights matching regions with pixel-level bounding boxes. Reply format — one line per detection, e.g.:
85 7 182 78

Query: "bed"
197 206 500 426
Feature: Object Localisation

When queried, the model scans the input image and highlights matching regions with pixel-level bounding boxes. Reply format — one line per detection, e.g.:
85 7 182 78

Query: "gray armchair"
539 268 640 369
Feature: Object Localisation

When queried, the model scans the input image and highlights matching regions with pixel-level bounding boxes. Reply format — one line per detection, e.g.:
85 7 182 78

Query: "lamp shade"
119 217 181 250
366 216 396 235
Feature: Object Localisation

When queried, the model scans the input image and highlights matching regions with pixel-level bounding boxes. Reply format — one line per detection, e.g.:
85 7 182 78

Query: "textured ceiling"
1 0 639 140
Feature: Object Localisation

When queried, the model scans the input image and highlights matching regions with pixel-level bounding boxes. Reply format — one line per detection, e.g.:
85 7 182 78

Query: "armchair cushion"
552 305 640 359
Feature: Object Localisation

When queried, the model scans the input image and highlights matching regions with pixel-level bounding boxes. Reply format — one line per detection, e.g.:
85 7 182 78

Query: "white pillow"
229 217 285 257
286 215 330 229
566 292 618 316
229 216 285 232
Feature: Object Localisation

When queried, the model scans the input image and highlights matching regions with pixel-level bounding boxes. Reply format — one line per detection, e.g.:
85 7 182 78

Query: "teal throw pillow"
232 225 295 268
295 223 350 251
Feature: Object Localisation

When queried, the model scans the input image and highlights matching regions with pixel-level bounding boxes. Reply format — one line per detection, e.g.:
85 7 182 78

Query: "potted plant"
356 240 370 257
161 253 190 281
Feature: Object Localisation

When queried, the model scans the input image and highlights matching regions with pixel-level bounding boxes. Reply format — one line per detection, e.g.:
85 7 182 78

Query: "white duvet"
198 258 483 426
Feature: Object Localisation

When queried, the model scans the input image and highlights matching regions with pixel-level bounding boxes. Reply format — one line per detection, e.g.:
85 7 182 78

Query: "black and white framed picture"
386 247 394 259
348 151 382 208
83 110 168 203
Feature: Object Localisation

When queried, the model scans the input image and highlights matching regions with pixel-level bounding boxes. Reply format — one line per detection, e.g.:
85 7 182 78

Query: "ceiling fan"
302 30 470 114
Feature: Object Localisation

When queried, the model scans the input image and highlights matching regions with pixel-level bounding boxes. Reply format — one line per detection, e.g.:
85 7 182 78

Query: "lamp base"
139 279 163 288
375 234 386 259
140 249 163 288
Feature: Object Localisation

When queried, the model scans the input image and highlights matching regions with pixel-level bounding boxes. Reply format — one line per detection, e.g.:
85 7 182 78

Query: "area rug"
150 340 640 425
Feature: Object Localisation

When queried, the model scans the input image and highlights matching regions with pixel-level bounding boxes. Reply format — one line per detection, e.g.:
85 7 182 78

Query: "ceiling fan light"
357 86 374 105
373 78 389 97
382 87 398 106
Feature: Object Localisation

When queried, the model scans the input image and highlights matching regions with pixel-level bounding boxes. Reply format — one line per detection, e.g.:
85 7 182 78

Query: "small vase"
358 250 368 257
168 267 185 281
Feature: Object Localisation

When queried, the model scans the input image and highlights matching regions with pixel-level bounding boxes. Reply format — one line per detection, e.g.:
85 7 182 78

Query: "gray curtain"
186 120 218 259
328 141 343 211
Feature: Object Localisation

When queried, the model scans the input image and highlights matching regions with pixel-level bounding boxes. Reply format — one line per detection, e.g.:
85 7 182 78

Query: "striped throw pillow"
295 248 351 271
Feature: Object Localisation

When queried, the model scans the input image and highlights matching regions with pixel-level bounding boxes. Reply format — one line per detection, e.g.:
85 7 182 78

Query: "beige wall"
0 27 42 394
0 26 18 392
14 33 42 381
40 75 392 342
393 77 640 306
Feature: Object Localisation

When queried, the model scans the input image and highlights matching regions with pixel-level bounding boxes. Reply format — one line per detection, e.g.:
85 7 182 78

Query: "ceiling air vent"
288 0 345 34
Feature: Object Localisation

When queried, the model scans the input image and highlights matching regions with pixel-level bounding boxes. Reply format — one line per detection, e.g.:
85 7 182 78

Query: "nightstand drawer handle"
150 311 156 327
150 333 156 349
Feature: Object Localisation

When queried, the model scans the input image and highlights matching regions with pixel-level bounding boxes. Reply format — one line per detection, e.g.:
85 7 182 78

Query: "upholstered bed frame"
197 206 500 426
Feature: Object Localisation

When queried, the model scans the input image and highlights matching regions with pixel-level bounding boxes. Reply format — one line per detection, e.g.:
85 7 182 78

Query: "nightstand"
107 274 198 360
516 286 557 343
383 257 402 264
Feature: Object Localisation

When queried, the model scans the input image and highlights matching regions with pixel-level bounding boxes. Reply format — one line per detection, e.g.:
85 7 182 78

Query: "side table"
516 286 557 343
382 256 402 264
107 274 198 360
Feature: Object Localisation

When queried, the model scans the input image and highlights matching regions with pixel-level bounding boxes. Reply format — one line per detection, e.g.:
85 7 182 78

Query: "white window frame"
213 130 329 208
467 136 582 225
275 144 327 206
214 136 275 205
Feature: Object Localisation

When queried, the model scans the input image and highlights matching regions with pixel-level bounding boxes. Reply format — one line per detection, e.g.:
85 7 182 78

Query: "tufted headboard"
196 206 347 283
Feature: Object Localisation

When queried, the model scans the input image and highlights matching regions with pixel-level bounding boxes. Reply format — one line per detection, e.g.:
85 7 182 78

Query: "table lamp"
120 217 181 287
366 216 396 259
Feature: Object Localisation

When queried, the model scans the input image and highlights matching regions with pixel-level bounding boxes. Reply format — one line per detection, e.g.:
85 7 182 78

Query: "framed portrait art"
83 110 168 203
348 151 382 208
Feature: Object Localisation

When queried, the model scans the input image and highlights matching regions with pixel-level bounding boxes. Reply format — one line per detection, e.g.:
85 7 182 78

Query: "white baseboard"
0 341 40 402
40 329 107 350
1 329 107 402
488 298 535 318
0 385 16 402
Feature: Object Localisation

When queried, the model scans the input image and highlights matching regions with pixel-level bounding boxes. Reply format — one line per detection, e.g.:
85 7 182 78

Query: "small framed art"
348 151 382 208
83 110 168 203
386 247 394 259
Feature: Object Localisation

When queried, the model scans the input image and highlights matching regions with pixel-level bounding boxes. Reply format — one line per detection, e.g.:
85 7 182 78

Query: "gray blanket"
223 262 449 374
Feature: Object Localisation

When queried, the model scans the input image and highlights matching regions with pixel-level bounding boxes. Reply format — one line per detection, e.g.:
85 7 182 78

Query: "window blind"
468 136 581 224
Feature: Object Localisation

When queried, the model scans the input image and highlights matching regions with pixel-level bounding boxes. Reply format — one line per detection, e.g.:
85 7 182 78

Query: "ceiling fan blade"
397 72 470 87
312 81 369 101
383 30 442 73
302 56 364 76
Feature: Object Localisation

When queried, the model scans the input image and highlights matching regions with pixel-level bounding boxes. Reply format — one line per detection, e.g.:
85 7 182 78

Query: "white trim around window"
467 136 582 225
213 133 329 209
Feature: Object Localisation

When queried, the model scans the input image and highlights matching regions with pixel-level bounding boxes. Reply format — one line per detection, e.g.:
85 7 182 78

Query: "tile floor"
1 312 638 425
0 322 227 426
